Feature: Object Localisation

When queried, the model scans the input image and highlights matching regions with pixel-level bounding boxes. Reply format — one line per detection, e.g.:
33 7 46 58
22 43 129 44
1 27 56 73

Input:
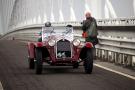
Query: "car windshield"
42 26 73 41
42 26 73 34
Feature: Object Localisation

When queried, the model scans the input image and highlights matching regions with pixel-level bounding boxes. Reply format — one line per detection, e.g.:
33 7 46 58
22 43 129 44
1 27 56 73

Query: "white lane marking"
94 64 135 80
0 82 3 90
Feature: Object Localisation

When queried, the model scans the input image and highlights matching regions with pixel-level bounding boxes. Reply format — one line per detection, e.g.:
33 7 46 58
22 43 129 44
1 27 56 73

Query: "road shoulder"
94 60 135 80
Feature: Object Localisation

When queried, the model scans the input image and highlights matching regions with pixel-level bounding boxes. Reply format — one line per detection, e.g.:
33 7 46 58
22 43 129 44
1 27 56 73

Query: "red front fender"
28 42 35 59
35 42 43 47
85 42 93 48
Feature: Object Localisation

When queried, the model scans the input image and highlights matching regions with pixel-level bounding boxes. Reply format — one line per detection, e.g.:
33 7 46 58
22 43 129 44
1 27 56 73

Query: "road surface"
0 40 134 90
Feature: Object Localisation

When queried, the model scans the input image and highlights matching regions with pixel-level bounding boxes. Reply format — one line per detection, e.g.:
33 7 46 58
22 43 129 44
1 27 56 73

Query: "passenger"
66 24 72 27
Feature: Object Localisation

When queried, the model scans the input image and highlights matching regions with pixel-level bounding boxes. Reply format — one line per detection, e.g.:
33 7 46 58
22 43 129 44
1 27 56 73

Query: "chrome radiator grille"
56 40 71 58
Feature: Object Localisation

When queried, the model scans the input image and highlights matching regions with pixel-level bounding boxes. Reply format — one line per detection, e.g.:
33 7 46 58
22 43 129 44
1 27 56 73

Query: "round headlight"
73 39 81 46
48 39 56 46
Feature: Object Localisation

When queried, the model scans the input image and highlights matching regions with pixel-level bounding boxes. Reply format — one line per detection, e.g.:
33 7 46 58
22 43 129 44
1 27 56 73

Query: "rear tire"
84 49 93 74
35 48 43 74
28 58 35 69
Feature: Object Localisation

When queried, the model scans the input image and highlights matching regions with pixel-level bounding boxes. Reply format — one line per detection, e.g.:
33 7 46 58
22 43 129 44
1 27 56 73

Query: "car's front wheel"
35 48 43 74
83 49 93 74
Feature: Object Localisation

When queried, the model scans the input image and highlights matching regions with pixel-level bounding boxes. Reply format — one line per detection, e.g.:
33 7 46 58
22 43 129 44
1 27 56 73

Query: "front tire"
35 48 43 74
84 49 93 74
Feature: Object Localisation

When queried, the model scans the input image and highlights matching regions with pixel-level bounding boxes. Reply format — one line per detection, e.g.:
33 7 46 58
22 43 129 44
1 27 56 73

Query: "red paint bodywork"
28 42 35 59
85 42 93 48
27 41 86 65
36 42 43 47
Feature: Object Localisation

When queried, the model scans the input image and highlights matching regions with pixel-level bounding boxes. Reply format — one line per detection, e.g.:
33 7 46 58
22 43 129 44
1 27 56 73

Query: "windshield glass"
42 27 72 34
42 26 73 41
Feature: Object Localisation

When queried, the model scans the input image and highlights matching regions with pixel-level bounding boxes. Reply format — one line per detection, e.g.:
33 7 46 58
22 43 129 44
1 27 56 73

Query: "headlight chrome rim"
73 39 81 46
48 39 56 46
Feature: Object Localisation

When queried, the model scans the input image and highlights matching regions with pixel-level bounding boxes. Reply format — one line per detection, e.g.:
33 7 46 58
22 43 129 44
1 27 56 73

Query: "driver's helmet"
45 22 51 27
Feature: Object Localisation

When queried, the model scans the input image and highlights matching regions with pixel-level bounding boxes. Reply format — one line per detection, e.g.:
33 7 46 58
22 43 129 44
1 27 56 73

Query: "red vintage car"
27 23 94 74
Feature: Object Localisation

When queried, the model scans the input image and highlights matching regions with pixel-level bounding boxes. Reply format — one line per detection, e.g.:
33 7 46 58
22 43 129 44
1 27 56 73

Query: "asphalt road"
0 40 135 90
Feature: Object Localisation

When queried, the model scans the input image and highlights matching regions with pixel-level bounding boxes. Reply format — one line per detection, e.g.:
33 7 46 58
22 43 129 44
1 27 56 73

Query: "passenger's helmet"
45 22 51 27
66 24 72 27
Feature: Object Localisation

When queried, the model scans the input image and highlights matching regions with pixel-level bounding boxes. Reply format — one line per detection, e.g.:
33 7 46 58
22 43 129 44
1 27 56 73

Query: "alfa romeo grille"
57 39 71 58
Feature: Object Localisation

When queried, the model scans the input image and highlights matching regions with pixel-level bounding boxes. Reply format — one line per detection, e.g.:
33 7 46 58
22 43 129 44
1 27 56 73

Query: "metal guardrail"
97 17 135 26
1 18 135 69
8 17 135 30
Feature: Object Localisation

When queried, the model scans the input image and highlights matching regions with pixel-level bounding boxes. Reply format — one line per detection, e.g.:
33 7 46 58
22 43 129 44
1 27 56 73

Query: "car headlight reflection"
73 39 81 46
48 39 56 46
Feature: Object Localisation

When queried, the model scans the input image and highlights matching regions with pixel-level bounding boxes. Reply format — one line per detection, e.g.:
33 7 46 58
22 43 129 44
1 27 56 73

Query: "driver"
38 22 51 42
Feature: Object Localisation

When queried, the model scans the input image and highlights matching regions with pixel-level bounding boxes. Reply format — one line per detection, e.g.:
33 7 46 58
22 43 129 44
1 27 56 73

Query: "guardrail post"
132 56 135 69
122 54 132 67
127 55 132 67
112 52 115 63
123 54 127 66
102 50 105 61
96 48 98 60
108 51 112 62
98 49 102 61
100 49 103 61
105 50 108 61
114 52 116 63
115 52 119 64
118 53 123 65
102 49 106 61
96 49 99 59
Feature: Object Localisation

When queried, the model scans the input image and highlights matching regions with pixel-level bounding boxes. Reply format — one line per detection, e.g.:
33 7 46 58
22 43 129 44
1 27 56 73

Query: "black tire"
84 49 93 74
73 62 79 69
28 58 35 69
35 48 43 74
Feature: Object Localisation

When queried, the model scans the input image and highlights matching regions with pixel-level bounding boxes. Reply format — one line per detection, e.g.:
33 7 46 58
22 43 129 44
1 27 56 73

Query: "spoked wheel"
83 49 93 74
35 48 43 74
28 58 35 69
